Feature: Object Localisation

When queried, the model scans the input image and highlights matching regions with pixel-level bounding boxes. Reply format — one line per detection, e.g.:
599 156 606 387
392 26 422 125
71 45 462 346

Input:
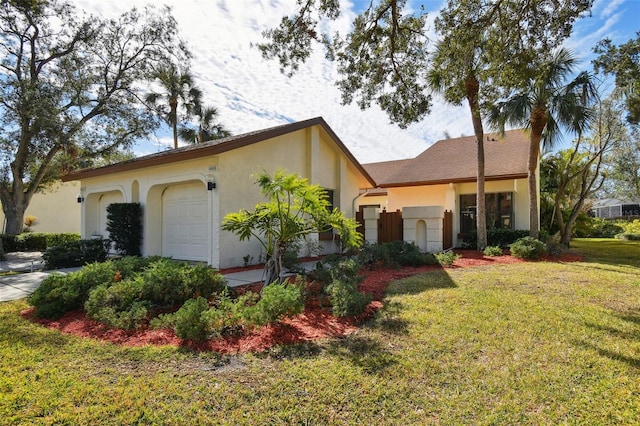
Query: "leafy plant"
483 246 503 256
510 237 547 259
106 203 143 256
84 277 148 330
328 278 371 318
173 297 210 341
222 170 362 285
42 239 111 269
242 282 304 327
434 251 461 266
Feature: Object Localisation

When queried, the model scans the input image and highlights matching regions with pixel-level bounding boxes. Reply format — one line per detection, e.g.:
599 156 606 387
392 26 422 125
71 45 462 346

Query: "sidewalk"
0 255 321 302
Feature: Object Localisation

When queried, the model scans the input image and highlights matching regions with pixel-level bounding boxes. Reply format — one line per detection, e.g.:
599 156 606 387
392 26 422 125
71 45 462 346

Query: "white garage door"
162 183 209 261
99 192 124 239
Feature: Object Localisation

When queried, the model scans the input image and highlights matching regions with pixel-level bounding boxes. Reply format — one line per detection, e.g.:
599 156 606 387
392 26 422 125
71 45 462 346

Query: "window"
459 192 513 234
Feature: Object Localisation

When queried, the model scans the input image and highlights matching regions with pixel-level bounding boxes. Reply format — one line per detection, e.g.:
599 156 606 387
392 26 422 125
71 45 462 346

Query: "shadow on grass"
325 335 398 375
0 302 72 351
385 270 457 296
580 309 640 369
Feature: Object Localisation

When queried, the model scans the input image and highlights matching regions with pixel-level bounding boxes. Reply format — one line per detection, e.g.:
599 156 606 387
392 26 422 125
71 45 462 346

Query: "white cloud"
73 0 475 163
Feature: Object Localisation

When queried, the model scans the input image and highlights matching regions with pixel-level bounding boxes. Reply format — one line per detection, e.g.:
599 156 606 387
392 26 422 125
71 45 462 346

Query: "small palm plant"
222 170 362 285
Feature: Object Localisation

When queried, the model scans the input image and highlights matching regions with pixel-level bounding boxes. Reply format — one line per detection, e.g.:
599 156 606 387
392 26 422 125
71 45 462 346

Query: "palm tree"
489 48 596 239
146 65 202 149
178 104 231 144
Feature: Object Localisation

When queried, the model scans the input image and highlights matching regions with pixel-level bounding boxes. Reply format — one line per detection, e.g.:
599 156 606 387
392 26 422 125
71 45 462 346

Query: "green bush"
30 257 174 320
576 217 624 238
1 232 81 252
435 251 461 266
615 233 640 241
463 229 530 248
357 241 438 268
616 219 640 234
28 273 84 319
84 277 148 330
173 297 210 341
139 259 188 307
106 203 143 256
328 278 371 318
510 237 547 259
203 291 244 336
483 245 503 256
180 264 227 299
42 239 111 269
242 282 304 327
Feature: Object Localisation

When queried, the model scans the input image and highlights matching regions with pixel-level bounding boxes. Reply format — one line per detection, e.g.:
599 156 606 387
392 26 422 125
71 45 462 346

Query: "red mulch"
20 251 583 354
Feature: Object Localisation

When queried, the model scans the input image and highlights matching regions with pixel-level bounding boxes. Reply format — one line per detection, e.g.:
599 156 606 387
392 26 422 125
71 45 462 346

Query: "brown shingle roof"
61 117 376 186
364 129 530 188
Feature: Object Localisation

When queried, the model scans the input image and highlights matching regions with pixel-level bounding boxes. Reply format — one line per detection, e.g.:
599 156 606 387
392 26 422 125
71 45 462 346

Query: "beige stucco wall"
0 181 81 234
357 177 531 247
73 124 371 268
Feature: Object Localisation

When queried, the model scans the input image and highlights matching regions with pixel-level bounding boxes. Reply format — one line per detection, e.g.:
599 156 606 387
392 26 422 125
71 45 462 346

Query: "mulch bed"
21 250 583 354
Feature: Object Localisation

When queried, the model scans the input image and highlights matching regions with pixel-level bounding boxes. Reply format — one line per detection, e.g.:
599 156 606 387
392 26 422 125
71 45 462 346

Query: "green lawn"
2 238 639 424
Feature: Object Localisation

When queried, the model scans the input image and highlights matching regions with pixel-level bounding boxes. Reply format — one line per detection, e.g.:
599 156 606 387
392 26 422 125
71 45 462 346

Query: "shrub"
463 229 530 248
2 232 81 253
106 203 143 256
139 259 189 307
84 277 148 330
203 291 244 336
615 233 640 241
617 219 640 234
510 237 547 259
28 257 154 319
180 265 227 299
435 251 461 266
28 273 84 319
173 297 210 341
328 278 371 318
483 245 503 256
42 239 111 269
357 241 438 268
242 282 303 327
579 217 624 238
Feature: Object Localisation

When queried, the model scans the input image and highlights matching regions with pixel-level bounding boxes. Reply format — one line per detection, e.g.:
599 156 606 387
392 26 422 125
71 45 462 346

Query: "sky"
73 0 640 164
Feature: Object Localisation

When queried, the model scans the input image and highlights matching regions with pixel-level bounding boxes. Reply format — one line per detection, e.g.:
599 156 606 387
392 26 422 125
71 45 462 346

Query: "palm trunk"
529 109 546 240
170 98 178 149
465 74 487 250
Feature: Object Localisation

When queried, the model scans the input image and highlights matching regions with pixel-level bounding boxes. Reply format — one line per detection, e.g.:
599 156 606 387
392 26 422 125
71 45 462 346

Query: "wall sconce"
207 181 216 190
76 195 84 203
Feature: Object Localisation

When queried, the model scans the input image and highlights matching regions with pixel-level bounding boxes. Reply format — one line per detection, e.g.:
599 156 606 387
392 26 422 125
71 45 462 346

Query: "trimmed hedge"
1 232 80 252
42 239 111 269
106 203 143 256
462 229 530 248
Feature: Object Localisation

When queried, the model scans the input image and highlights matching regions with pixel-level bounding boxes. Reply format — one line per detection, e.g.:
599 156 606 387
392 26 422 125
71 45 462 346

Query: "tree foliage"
145 64 201 149
178 104 231 144
489 48 597 239
544 95 625 246
594 33 640 124
0 0 188 234
222 170 362 285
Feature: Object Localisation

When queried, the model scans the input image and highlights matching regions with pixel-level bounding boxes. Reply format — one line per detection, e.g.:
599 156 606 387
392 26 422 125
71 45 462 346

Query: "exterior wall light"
207 181 216 190
77 195 85 203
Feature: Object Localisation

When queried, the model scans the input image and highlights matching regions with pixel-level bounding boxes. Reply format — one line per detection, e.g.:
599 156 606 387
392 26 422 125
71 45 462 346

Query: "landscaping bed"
21 250 583 353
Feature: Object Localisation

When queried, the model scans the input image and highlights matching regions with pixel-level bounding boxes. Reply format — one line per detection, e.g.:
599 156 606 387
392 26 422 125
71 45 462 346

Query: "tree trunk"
528 108 546 240
262 241 283 285
0 192 28 235
465 74 487 250
169 97 178 149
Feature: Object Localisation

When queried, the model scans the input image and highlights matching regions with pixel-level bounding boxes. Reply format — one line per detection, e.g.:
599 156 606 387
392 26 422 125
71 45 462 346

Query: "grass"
1 238 640 424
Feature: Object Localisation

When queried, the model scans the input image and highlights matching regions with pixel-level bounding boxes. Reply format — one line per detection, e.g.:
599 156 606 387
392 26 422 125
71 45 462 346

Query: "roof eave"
379 173 528 188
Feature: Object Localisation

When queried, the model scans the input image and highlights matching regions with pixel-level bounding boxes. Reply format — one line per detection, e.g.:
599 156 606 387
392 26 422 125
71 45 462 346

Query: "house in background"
358 130 534 249
0 181 81 234
61 117 375 269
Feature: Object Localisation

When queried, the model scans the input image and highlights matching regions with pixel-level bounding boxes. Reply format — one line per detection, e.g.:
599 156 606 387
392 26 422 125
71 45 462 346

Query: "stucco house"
357 129 534 249
0 181 81 234
61 117 375 269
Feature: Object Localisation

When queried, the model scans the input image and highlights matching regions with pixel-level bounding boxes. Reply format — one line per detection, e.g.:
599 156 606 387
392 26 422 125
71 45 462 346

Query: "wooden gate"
443 210 453 250
378 209 403 243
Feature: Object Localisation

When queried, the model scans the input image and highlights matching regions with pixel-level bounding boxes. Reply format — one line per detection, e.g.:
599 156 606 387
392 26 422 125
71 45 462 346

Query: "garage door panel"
162 183 209 261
